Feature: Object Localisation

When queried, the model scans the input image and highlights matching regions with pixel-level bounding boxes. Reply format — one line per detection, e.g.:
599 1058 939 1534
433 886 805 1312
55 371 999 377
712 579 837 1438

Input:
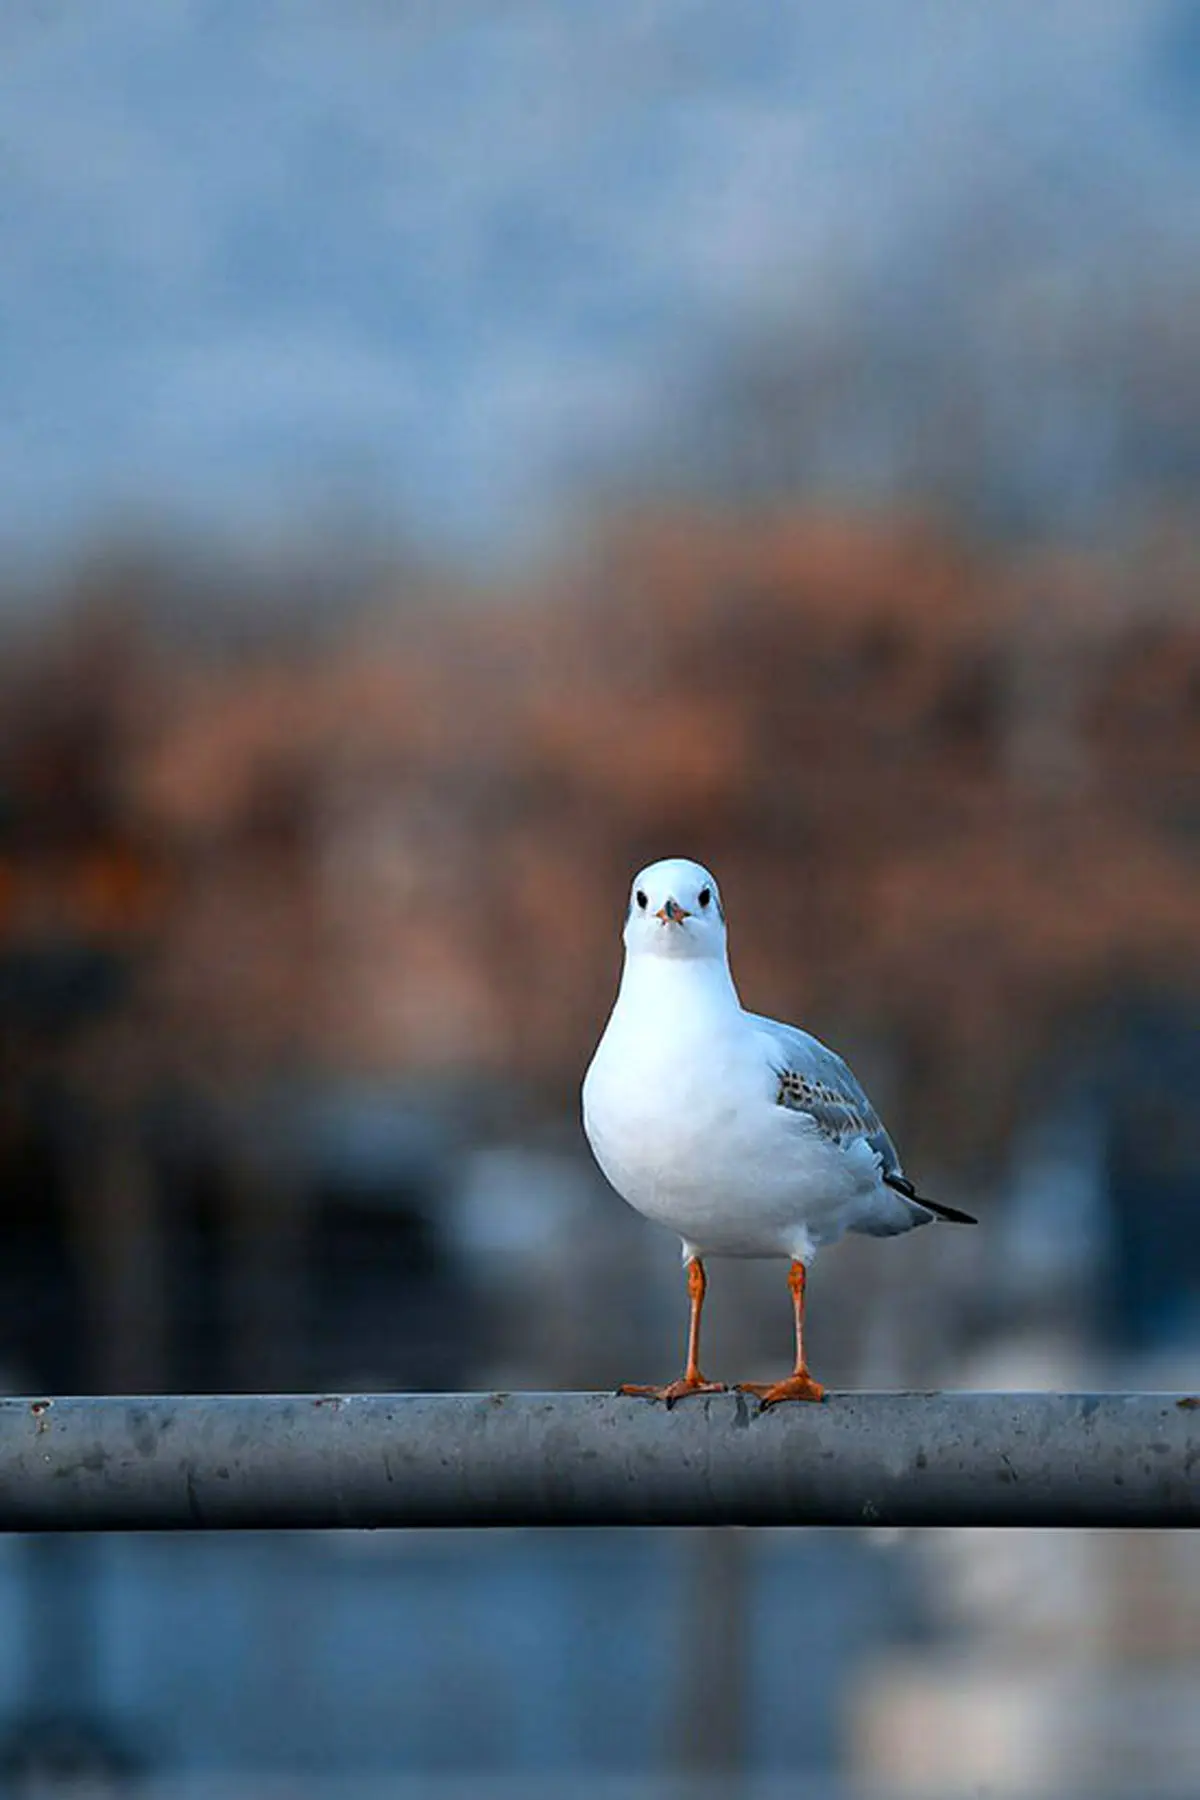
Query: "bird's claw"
737 1373 826 1408
617 1376 727 1407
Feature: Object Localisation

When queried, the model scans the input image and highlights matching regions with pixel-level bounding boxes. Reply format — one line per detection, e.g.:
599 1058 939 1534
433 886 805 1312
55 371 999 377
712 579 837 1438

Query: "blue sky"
1 2 1196 577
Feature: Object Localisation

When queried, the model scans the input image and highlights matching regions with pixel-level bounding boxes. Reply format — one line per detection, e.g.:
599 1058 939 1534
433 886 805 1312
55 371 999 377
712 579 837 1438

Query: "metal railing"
1 1391 1196 1530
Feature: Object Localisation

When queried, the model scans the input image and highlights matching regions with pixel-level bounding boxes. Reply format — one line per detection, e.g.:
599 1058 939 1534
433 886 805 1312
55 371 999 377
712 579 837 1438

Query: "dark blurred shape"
0 1710 141 1799
1105 1007 1200 1351
0 1538 145 1800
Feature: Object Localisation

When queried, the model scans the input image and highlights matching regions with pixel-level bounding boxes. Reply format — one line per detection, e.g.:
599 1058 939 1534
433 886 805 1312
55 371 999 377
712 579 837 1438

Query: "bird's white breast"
583 959 872 1259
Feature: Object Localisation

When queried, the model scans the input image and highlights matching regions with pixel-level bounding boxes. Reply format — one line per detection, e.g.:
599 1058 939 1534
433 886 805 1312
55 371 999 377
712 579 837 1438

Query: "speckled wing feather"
750 1014 903 1172
750 1013 978 1225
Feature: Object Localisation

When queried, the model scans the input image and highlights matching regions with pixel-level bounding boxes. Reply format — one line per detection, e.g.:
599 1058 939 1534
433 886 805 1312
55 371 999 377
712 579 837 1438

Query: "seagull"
582 857 976 1406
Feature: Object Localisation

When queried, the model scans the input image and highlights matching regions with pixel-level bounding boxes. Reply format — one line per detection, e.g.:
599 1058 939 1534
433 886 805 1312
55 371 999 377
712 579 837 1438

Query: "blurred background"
1 3 1199 1796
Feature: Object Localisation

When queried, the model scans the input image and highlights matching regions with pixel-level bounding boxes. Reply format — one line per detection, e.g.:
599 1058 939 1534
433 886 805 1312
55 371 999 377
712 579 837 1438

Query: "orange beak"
656 897 691 925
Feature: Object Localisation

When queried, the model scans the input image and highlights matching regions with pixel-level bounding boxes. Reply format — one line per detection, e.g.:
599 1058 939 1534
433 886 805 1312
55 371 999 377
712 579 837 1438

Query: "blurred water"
0 1528 912 1785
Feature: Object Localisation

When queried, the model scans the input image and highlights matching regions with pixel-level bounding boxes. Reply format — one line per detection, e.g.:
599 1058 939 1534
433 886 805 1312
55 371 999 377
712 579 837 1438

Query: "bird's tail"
883 1171 977 1225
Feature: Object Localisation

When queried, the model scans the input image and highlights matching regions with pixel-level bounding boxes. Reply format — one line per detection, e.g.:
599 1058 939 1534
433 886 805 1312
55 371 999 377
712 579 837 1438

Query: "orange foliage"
3 511 1197 1157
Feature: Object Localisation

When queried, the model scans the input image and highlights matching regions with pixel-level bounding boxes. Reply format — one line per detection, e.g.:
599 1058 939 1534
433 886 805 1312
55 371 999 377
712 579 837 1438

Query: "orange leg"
738 1259 826 1406
619 1256 727 1406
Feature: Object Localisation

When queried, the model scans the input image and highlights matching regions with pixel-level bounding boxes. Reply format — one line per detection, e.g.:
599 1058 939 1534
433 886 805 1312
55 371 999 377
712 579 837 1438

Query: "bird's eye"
698 887 712 909
635 890 648 910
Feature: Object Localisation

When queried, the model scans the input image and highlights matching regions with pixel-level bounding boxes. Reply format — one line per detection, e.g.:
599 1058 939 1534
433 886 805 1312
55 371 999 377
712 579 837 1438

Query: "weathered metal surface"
0 1392 1195 1531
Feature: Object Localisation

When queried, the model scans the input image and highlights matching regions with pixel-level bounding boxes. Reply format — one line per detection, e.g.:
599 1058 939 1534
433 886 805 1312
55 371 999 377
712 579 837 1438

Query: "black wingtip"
883 1171 978 1225
920 1197 979 1225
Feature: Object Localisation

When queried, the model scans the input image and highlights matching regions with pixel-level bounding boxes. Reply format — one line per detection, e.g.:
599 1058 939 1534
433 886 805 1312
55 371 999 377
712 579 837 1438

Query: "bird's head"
622 857 727 962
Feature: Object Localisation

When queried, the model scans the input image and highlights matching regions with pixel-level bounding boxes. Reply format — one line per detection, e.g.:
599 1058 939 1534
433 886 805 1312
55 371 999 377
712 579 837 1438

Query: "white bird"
582 856 975 1405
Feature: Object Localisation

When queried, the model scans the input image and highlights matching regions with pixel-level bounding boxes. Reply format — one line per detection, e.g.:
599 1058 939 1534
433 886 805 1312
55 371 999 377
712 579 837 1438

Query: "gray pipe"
1 1391 1196 1531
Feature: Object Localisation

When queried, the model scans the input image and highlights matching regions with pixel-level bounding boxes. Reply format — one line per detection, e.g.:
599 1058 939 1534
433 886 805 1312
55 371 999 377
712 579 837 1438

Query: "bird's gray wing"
749 1013 978 1225
748 1013 903 1176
